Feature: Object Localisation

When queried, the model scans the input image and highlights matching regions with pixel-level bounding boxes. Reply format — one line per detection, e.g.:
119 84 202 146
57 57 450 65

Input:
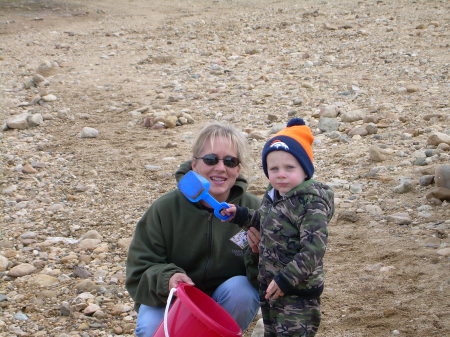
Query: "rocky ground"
1 0 449 336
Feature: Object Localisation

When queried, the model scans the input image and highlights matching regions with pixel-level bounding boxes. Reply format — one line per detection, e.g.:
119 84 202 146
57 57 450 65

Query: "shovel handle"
203 194 232 221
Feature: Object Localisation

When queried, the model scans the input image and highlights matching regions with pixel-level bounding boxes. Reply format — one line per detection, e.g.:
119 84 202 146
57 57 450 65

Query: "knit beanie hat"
262 118 314 179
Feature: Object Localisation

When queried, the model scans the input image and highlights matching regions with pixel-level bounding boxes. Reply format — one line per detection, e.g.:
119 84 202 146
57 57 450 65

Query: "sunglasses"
194 154 240 168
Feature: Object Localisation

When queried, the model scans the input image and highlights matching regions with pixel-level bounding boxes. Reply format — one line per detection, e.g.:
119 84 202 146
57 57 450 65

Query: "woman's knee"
135 304 164 337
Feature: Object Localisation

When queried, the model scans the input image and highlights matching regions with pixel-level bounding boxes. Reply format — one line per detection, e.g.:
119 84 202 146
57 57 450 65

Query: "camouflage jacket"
235 179 334 298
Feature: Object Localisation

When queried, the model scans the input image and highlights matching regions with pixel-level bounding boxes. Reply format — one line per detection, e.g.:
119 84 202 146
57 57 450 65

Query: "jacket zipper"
202 213 213 283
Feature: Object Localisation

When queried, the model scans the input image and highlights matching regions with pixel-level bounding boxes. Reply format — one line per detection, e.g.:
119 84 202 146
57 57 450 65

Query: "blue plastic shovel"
178 170 232 221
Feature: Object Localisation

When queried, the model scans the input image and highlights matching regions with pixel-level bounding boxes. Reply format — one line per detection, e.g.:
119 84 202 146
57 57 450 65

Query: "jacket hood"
267 179 334 209
175 160 250 202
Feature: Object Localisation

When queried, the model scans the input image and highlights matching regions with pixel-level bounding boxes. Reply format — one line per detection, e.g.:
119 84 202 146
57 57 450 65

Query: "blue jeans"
135 275 260 337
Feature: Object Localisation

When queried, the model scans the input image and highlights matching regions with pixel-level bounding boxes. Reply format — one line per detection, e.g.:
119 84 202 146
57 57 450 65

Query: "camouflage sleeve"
232 206 260 230
276 195 330 293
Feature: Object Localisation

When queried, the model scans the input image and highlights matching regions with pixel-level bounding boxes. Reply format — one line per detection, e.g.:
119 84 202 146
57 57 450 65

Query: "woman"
126 122 261 337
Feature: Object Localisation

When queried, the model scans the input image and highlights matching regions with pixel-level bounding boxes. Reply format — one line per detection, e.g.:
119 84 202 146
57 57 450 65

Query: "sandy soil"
1 0 449 336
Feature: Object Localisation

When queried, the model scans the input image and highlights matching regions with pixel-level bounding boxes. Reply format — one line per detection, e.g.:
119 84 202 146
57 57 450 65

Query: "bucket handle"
163 287 177 337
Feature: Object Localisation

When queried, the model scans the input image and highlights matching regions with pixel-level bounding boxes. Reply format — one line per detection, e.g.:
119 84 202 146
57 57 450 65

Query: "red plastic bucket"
153 283 242 337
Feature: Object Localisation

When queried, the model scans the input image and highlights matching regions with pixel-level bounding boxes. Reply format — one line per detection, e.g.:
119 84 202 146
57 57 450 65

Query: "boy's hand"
220 203 236 221
265 279 284 300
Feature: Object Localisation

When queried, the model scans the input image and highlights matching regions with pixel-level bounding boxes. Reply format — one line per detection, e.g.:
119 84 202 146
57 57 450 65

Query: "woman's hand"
247 227 260 253
265 279 284 300
168 273 194 290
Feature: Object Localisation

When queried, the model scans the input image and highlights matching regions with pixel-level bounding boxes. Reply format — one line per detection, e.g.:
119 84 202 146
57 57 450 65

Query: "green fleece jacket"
125 161 261 309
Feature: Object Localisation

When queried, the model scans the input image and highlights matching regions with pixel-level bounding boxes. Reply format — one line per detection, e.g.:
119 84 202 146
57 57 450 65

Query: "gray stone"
318 117 339 133
419 175 434 186
435 165 450 189
6 113 30 129
79 127 99 138
386 212 412 225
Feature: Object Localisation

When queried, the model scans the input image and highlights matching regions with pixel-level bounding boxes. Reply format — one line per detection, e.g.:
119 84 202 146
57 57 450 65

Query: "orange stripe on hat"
273 123 314 162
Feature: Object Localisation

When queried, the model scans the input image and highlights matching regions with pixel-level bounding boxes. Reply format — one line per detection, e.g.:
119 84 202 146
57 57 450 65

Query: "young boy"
222 118 335 337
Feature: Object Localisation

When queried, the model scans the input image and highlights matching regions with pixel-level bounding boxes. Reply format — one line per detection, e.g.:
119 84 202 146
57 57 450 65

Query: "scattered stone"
419 175 434 186
0 255 9 271
426 187 450 203
386 212 412 225
118 237 132 249
8 263 37 277
76 279 99 293
73 266 92 279
6 113 30 130
80 230 102 240
435 165 450 189
427 132 450 146
436 248 450 257
27 274 59 287
369 146 387 162
78 239 102 250
79 127 99 138
337 210 359 223
318 117 339 133
340 109 365 123
393 178 414 194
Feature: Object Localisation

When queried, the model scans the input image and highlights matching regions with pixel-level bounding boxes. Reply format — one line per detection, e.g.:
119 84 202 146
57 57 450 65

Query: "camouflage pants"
260 293 321 337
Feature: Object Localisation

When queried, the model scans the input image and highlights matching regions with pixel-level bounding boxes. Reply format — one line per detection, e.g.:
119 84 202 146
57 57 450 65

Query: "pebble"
419 175 434 186
8 263 37 277
435 164 450 189
393 178 414 194
79 127 99 138
386 213 412 225
369 146 387 162
0 255 9 271
14 312 28 321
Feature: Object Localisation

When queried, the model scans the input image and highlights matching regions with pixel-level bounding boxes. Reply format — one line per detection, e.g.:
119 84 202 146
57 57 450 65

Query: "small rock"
118 237 132 249
22 163 37 174
78 239 102 250
27 113 44 127
426 187 450 202
73 266 92 279
80 230 102 240
83 303 100 315
319 104 339 118
393 179 414 194
435 165 450 189
79 127 99 138
8 263 37 277
76 279 98 293
427 132 450 146
419 175 434 186
341 109 365 123
369 146 387 162
60 302 72 316
27 274 59 287
14 312 28 321
318 117 339 133
0 255 9 271
337 211 359 223
386 212 412 225
436 248 450 257
6 113 29 130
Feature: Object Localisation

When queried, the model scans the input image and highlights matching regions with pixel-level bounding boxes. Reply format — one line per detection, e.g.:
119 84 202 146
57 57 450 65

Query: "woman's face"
192 136 241 203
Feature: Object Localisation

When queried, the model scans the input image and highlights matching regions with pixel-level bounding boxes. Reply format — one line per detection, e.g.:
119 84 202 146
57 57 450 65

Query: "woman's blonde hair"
192 122 249 170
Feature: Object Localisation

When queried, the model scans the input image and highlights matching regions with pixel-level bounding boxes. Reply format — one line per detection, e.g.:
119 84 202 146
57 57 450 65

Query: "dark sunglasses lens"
202 154 219 165
223 156 240 168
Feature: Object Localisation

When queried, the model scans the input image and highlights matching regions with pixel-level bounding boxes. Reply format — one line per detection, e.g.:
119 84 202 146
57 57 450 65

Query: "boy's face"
266 151 306 195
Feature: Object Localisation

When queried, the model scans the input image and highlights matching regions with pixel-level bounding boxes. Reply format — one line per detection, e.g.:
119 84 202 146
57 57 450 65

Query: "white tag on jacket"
230 230 248 249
